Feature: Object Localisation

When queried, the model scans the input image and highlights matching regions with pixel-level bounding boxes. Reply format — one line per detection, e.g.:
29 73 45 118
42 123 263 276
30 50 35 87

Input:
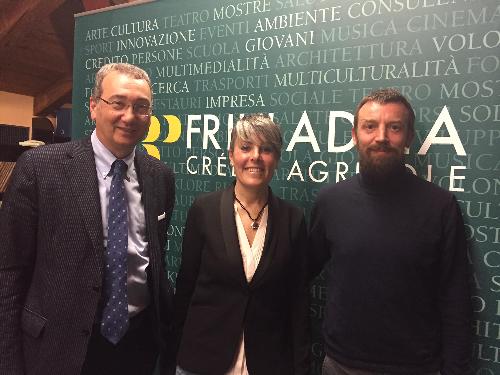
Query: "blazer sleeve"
0 152 38 375
172 198 204 356
290 214 311 375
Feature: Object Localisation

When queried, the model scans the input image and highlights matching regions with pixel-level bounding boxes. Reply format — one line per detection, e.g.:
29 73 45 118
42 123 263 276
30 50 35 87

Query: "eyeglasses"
97 97 152 116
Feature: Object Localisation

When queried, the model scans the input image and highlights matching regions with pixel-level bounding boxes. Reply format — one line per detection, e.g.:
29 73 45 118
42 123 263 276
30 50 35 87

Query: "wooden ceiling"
0 0 135 116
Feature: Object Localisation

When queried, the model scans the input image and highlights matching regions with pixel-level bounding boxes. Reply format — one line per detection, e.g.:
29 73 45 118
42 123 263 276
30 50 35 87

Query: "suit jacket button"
92 285 100 292
82 329 91 336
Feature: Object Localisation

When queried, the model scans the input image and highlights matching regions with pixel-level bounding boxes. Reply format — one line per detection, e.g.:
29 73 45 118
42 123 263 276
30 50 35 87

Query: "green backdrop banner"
73 0 500 373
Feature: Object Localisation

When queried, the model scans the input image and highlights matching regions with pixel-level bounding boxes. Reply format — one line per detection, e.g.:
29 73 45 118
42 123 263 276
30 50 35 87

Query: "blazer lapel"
62 137 104 270
249 189 280 288
220 185 247 286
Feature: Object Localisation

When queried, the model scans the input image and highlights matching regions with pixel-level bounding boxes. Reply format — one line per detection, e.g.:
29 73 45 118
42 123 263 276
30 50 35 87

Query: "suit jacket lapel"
134 151 163 322
220 185 247 286
135 152 158 258
136 152 164 285
62 137 104 271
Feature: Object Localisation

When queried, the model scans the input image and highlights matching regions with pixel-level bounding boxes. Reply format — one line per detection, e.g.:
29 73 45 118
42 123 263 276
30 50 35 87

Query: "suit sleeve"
172 199 204 357
439 195 472 375
157 167 176 375
290 215 311 375
308 195 331 279
0 152 38 375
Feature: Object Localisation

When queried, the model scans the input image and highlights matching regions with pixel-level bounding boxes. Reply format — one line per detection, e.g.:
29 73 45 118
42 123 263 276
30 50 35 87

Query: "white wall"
0 91 33 138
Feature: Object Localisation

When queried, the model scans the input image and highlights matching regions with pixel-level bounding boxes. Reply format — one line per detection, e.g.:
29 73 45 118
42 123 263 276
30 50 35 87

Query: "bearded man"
309 88 472 375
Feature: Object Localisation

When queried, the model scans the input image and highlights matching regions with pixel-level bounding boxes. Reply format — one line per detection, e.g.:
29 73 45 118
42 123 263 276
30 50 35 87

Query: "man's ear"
405 128 415 148
351 127 358 146
89 97 98 121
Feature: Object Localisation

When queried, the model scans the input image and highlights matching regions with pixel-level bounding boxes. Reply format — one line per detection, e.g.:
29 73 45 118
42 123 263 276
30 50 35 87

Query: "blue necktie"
101 159 129 344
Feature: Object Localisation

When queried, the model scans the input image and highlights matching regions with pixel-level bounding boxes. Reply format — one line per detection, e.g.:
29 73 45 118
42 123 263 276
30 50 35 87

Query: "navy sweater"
309 170 471 375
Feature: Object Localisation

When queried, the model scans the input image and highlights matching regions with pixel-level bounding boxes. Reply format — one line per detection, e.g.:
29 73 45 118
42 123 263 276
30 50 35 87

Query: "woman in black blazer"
173 114 310 375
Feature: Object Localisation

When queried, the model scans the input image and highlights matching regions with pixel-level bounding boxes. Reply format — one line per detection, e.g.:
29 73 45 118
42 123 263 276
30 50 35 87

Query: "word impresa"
206 93 265 109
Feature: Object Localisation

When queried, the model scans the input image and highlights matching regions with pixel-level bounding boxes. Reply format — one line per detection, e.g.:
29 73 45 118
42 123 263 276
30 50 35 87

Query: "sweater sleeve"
439 195 472 375
308 194 331 279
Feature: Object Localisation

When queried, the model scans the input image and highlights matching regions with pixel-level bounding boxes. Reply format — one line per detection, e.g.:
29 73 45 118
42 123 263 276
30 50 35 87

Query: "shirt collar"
91 130 135 180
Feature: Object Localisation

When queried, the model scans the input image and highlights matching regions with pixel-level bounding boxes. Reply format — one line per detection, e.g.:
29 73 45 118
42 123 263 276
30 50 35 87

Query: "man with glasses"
0 63 176 375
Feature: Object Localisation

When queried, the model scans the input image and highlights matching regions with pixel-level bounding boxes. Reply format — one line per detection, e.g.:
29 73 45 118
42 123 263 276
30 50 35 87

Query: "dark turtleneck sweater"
309 168 471 375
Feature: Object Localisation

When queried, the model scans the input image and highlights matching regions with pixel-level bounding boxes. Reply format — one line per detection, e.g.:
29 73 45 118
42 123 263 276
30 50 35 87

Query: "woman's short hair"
92 63 152 99
230 114 283 159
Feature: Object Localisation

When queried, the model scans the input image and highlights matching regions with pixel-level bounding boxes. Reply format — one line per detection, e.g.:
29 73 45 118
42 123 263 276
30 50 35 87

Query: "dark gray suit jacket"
0 137 175 375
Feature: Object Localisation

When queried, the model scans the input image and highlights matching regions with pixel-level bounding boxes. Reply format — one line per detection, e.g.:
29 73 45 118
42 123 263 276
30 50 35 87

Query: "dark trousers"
81 307 158 375
322 355 440 375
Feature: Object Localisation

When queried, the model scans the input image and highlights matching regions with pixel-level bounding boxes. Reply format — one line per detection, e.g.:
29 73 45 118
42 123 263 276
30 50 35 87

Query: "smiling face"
229 136 278 193
90 71 152 159
353 101 414 177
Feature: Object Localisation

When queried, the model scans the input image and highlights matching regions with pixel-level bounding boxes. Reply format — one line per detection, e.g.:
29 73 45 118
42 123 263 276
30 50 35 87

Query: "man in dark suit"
0 63 175 375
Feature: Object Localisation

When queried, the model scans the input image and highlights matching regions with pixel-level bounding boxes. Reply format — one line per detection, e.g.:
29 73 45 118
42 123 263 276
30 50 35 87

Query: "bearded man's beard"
358 143 405 183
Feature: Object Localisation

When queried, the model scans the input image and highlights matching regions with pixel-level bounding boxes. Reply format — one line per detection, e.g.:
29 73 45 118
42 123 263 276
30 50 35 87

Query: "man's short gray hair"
92 63 152 99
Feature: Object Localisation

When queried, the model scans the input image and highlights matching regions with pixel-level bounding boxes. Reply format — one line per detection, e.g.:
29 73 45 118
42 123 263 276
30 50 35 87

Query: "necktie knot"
111 159 128 179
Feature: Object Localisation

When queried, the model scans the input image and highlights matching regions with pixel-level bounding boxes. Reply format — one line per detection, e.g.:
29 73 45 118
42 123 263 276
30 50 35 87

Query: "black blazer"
174 184 310 375
0 137 175 375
